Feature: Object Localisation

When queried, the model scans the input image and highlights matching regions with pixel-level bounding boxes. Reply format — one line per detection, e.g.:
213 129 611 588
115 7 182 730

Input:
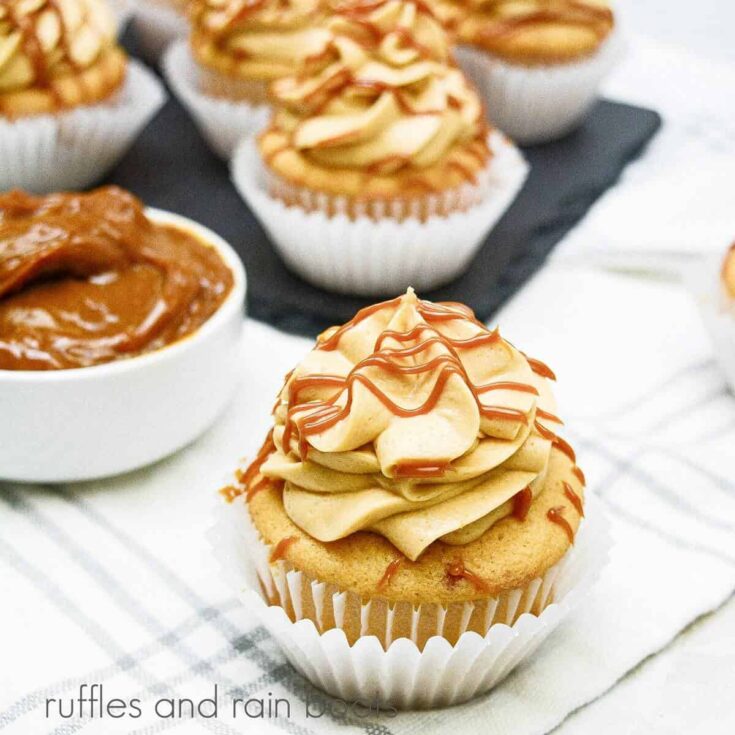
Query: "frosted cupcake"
432 0 621 143
164 0 331 157
232 0 528 294
214 290 608 708
0 0 165 192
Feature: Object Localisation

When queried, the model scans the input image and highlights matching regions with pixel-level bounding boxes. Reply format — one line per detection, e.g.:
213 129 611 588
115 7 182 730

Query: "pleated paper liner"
0 61 165 193
210 493 610 709
456 29 625 145
163 41 271 159
231 130 529 296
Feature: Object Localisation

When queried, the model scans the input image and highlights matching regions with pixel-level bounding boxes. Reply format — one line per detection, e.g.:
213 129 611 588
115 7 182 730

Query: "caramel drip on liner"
270 536 298 562
563 482 584 517
512 486 533 521
547 506 575 543
376 558 403 592
445 559 490 593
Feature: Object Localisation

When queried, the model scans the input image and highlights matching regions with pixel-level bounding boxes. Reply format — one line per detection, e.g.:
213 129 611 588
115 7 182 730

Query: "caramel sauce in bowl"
0 208 246 483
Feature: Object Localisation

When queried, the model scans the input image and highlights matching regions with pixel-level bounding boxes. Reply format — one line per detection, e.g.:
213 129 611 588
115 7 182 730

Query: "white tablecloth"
1 35 735 735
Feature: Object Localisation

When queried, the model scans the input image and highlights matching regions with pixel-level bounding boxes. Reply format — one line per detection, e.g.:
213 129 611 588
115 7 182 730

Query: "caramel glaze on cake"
0 0 127 118
224 291 586 646
432 0 614 65
258 0 491 208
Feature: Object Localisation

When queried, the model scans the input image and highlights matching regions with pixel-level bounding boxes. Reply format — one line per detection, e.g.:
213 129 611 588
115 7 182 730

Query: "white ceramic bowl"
0 210 246 484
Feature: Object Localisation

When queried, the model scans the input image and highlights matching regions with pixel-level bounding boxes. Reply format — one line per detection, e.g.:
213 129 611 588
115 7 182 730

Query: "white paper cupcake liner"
687 255 735 394
210 493 610 709
129 1 189 64
231 130 529 295
455 30 625 145
0 60 165 194
163 41 270 159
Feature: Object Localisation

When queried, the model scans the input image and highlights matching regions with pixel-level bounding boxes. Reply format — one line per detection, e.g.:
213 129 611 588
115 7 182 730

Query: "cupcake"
231 0 528 295
164 0 331 157
0 0 165 192
213 290 608 708
433 0 621 144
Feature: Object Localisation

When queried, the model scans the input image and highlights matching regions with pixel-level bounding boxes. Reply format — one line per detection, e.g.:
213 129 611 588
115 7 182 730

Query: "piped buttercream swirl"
190 0 333 80
259 0 489 196
248 289 566 561
0 0 120 96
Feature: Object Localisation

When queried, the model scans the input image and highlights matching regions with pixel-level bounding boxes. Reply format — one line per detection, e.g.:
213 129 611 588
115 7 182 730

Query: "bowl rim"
0 207 247 383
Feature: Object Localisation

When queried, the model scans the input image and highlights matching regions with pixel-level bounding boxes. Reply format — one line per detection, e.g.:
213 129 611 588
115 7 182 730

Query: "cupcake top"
723 243 735 300
190 0 332 81
259 0 490 199
433 0 614 64
0 0 125 117
243 289 574 565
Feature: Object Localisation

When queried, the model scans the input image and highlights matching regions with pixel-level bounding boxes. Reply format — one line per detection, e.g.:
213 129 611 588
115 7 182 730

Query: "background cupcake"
164 0 332 157
232 0 528 294
0 0 164 192
215 291 607 707
432 0 622 144
690 243 735 397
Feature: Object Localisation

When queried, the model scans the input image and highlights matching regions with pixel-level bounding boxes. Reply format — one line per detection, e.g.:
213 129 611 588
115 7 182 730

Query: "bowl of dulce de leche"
0 186 246 482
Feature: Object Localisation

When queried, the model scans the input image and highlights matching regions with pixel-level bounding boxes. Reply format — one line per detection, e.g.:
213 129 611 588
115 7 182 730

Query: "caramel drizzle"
8 0 85 101
525 356 557 381
281 300 552 462
552 435 576 464
394 460 451 478
572 465 586 486
219 484 243 503
563 482 584 517
512 486 533 521
376 557 403 591
269 536 298 562
445 559 490 593
536 408 563 424
547 506 575 543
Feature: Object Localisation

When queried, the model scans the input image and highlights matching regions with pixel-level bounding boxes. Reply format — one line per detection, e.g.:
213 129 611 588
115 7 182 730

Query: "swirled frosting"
247 289 566 561
0 0 121 97
190 0 332 80
723 243 735 300
259 0 489 197
432 0 614 63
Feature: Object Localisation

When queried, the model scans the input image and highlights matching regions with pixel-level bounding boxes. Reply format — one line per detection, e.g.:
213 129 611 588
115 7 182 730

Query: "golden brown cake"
224 290 587 648
258 0 492 218
723 243 735 300
433 0 614 65
189 0 331 102
0 0 127 118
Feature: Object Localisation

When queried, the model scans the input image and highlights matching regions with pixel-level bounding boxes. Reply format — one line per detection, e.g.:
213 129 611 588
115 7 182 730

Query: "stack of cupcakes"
232 0 528 294
213 290 608 708
165 0 332 157
0 0 165 192
431 0 621 143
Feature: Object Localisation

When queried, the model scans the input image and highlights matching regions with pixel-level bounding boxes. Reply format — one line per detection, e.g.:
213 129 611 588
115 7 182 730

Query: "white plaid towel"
2 36 735 735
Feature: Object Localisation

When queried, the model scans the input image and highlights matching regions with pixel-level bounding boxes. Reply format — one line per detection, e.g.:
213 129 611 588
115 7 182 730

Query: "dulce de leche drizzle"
0 187 233 371
376 557 403 591
269 536 298 562
281 298 535 469
563 482 584 516
512 486 533 521
445 558 490 593
547 506 575 543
